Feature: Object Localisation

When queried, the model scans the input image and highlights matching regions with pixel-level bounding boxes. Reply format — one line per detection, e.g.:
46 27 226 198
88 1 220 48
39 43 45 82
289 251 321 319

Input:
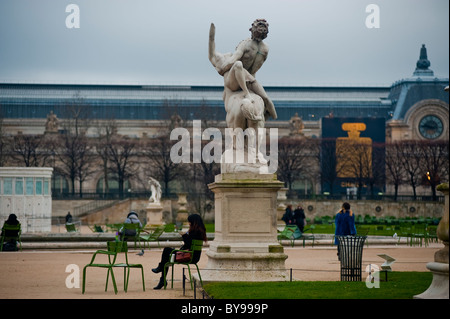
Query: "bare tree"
93 117 117 195
399 140 422 200
144 133 186 197
385 141 406 200
335 139 374 199
106 134 140 198
10 133 53 167
277 136 319 192
54 96 95 196
417 139 449 200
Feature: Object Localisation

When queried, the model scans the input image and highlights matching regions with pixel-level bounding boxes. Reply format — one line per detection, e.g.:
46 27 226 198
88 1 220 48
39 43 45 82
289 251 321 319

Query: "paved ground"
0 242 441 299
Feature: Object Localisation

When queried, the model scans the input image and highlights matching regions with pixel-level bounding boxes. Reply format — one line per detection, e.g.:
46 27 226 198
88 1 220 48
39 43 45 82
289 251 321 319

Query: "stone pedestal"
146 202 164 226
414 262 449 299
415 183 449 299
200 173 288 282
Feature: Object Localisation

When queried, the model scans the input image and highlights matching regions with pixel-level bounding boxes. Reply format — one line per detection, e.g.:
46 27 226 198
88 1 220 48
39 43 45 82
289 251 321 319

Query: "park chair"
277 225 302 247
163 239 203 290
427 226 438 244
88 224 104 233
399 223 414 246
82 241 145 294
106 223 123 233
139 224 165 249
121 223 142 249
301 225 315 247
1 223 22 251
411 224 427 247
164 223 175 232
65 223 78 233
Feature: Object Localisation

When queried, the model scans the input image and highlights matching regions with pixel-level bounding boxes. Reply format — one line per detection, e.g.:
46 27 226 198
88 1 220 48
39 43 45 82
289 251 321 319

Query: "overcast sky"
0 0 448 87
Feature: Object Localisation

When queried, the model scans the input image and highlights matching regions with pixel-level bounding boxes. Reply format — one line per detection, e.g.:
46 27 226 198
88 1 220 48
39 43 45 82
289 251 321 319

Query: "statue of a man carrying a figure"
208 19 277 169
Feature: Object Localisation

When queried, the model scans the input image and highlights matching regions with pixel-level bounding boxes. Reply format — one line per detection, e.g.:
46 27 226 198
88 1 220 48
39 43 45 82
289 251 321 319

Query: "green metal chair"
82 241 145 294
1 223 22 251
399 223 414 246
427 226 438 244
277 225 302 247
163 239 204 290
121 223 142 249
139 224 165 249
301 225 315 247
88 224 104 233
65 223 78 232
412 224 427 247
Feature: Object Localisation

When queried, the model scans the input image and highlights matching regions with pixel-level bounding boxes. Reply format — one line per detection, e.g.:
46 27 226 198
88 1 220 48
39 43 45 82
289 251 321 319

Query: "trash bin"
336 235 367 281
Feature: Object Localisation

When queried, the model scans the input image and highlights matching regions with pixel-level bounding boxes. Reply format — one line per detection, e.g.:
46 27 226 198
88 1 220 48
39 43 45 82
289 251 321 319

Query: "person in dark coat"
334 202 356 258
119 211 142 239
281 204 295 225
65 211 73 224
152 214 207 290
293 204 306 232
1 214 21 251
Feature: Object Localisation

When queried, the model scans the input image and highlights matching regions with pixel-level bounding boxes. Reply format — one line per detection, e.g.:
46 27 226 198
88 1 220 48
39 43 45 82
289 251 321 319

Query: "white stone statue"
45 111 58 133
148 177 162 204
208 20 277 171
208 20 277 123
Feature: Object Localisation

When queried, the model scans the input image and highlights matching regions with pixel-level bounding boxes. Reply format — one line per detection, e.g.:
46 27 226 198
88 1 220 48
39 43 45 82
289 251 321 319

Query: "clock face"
419 115 443 139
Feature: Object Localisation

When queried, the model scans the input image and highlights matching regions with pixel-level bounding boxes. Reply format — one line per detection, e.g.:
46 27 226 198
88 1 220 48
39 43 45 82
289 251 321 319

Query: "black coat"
293 208 306 230
180 230 204 263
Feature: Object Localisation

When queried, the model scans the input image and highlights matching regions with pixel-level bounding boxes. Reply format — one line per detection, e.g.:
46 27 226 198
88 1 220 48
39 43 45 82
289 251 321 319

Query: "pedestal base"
200 243 288 282
414 262 449 299
203 172 288 282
146 203 164 225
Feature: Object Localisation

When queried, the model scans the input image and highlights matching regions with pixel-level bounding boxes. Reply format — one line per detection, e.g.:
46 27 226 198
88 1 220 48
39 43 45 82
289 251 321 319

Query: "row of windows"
0 177 51 196
1 102 392 121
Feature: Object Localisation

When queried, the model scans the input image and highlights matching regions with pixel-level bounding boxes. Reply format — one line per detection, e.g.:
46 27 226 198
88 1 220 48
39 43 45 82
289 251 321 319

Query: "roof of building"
0 46 447 122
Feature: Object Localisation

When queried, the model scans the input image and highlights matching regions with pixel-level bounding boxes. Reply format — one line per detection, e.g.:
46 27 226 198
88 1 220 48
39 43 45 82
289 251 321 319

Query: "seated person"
118 211 142 240
1 214 21 251
151 214 207 290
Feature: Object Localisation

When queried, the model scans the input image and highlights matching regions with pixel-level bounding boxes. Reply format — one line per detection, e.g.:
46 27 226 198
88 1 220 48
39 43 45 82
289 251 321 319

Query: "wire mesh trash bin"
337 235 367 281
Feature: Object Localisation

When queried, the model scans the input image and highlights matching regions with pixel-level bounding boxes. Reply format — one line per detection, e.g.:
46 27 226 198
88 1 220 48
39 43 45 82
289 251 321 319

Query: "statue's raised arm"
208 23 235 76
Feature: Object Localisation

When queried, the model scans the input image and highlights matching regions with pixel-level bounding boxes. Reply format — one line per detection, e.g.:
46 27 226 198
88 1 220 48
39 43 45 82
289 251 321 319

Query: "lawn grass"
206 223 436 237
203 272 432 299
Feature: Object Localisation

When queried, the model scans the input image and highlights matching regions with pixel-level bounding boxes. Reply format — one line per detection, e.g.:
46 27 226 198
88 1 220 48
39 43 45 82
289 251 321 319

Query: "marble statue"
148 177 162 204
209 20 277 125
208 20 277 170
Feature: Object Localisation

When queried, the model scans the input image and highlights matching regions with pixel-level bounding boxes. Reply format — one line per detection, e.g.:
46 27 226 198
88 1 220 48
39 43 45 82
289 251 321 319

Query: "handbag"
175 251 191 262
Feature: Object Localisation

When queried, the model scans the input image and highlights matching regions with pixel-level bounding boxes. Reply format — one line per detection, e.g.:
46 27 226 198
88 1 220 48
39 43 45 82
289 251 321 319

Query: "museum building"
0 44 448 196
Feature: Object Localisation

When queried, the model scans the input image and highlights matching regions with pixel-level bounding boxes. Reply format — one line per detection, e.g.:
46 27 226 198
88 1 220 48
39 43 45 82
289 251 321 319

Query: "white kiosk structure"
0 167 53 233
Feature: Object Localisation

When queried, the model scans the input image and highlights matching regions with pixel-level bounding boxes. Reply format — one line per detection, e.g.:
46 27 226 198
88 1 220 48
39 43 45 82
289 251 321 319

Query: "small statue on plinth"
148 177 162 204
45 111 58 133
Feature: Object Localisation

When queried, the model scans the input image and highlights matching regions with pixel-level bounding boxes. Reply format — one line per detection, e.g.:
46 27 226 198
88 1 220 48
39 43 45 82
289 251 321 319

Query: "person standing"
293 204 306 232
334 202 356 258
282 204 295 225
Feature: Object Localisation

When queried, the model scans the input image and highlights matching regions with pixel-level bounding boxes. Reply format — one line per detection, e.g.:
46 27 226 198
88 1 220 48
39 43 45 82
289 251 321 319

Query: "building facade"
1 45 448 197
